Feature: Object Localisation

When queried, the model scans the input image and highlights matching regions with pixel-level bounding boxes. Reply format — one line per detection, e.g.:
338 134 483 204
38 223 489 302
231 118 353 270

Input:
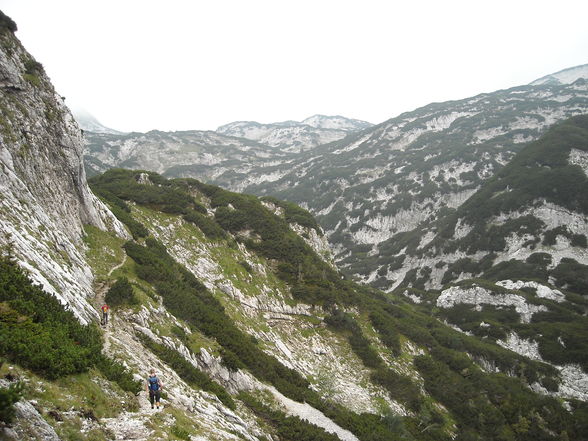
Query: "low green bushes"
105 277 137 307
0 256 101 379
0 255 140 394
95 355 142 394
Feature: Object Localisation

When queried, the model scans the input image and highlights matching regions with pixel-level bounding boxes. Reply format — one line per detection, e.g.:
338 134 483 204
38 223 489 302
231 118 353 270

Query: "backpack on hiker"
148 376 160 391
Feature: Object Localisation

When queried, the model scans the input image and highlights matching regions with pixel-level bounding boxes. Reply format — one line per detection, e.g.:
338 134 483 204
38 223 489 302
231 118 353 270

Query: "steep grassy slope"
84 169 588 441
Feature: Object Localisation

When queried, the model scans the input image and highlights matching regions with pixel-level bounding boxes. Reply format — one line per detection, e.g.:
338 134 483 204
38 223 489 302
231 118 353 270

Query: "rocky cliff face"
0 23 127 323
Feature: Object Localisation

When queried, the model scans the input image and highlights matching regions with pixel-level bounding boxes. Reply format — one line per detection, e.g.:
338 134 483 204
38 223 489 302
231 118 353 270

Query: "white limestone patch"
558 364 588 402
471 126 509 144
498 333 588 401
497 332 542 360
350 188 477 245
428 160 477 186
331 133 372 154
423 111 478 132
453 218 474 240
569 148 588 176
417 231 436 249
512 133 534 144
496 280 565 302
487 201 588 268
437 285 547 323
353 165 390 185
269 387 359 441
289 223 335 267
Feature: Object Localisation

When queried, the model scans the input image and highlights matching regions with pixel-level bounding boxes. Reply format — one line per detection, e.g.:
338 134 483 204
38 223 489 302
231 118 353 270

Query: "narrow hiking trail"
91 253 169 440
94 254 127 354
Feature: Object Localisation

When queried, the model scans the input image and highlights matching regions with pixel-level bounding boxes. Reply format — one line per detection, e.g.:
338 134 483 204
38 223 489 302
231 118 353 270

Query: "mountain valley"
1 10 588 441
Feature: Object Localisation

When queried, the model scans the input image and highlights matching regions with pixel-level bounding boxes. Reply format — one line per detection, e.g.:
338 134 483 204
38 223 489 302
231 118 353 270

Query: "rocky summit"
2 10 588 441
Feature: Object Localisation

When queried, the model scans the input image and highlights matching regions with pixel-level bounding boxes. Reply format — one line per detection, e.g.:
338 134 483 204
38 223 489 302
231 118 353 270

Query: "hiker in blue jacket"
146 369 163 409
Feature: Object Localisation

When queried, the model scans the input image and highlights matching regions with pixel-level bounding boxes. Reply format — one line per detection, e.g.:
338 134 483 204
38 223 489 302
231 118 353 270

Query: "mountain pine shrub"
0 379 23 424
105 277 137 307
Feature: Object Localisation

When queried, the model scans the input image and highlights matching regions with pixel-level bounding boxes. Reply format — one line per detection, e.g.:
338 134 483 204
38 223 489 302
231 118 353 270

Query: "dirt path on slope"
94 254 127 354
92 254 165 439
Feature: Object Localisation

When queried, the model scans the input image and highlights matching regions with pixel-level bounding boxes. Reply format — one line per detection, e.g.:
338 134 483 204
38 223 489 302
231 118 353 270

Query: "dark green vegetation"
105 277 137 307
0 363 23 424
90 169 224 240
0 255 101 379
0 255 140 393
261 196 321 232
88 166 588 440
415 355 582 441
325 310 422 412
362 299 588 440
0 10 17 34
137 333 235 410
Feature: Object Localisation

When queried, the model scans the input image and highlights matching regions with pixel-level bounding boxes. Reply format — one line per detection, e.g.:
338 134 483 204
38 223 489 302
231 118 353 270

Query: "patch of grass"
166 407 199 440
83 225 126 281
27 368 129 419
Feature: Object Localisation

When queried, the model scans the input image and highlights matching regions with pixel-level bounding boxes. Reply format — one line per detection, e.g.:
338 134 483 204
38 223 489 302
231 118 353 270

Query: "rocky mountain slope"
83 129 292 181
246 67 588 290
391 115 588 404
2 11 588 441
217 115 373 152
0 13 126 324
83 114 372 181
530 63 588 86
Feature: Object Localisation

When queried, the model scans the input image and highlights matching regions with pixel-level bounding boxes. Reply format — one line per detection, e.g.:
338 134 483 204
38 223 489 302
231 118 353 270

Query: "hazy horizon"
2 0 587 132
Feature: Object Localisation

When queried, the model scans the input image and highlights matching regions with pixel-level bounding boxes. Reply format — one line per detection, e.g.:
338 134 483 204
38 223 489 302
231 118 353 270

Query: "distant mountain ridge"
216 114 372 152
83 114 372 177
245 73 588 293
84 129 288 180
530 63 588 86
72 107 123 135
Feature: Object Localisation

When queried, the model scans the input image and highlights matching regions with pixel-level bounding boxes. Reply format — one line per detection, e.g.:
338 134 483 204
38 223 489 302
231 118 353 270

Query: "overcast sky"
1 0 587 132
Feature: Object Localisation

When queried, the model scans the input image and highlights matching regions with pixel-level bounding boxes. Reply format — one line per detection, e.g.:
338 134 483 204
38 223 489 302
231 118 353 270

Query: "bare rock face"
0 379 62 441
0 26 128 323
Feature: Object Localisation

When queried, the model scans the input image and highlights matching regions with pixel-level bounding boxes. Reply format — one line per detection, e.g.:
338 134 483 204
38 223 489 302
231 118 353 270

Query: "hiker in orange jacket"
101 303 110 326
